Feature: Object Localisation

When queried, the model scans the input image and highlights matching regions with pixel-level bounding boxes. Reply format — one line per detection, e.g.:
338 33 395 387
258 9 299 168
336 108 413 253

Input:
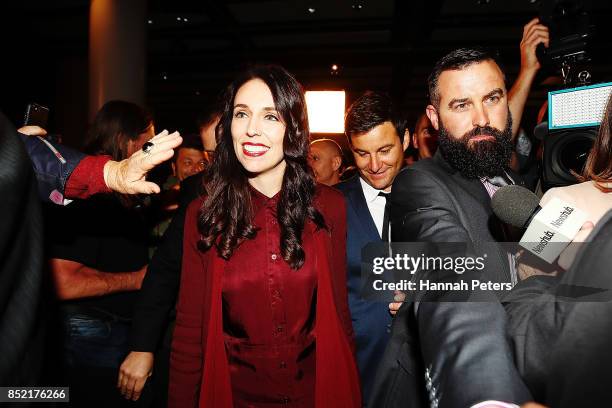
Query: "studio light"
305 91 346 134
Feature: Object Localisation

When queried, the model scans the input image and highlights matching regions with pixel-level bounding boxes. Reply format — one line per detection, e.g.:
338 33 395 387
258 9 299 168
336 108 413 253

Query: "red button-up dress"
222 188 317 406
169 184 360 408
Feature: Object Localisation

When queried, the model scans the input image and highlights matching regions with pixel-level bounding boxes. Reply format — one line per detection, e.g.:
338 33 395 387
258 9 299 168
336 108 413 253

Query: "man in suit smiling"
335 91 409 404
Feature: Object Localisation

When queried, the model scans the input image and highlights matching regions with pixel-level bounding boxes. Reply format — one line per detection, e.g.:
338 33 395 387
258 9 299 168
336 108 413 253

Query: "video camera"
537 0 594 87
534 0 610 190
539 82 612 190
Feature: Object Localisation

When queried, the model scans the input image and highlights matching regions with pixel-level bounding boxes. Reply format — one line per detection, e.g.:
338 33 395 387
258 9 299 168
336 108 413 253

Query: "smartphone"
24 103 50 128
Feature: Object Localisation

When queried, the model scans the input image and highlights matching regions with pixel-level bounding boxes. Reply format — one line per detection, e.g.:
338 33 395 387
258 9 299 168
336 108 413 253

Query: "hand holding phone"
18 125 48 136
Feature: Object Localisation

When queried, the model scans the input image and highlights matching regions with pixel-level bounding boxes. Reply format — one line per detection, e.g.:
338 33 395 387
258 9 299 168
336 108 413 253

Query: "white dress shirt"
359 177 389 240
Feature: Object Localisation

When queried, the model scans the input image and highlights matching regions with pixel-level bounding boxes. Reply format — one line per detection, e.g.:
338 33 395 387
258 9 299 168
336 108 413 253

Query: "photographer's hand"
508 18 550 140
520 18 550 73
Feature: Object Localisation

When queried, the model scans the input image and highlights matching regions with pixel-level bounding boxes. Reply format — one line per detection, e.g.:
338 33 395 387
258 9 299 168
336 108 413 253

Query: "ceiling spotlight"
476 0 491 4
331 64 339 71
147 19 153 24
352 3 364 10
176 17 182 21
307 7 316 13
162 73 168 80
183 17 189 22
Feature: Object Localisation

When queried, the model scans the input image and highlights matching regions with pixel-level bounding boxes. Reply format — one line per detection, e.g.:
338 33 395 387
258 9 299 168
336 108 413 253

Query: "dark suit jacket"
0 113 83 385
20 121 84 203
336 176 392 404
369 152 532 408
503 209 612 404
542 210 612 406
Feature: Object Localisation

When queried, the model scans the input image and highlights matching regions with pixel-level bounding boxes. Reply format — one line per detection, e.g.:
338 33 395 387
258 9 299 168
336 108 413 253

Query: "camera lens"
559 137 593 174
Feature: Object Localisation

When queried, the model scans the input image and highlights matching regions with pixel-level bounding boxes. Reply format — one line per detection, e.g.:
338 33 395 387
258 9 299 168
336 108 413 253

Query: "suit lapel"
433 152 513 281
346 177 380 242
452 172 492 212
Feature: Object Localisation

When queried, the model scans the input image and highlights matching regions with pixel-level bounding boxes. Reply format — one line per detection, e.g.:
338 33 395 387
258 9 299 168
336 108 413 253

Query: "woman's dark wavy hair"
85 100 153 161
577 92 612 192
197 65 326 269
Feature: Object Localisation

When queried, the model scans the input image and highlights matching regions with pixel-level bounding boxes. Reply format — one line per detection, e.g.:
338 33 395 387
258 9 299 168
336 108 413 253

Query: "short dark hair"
345 91 406 144
427 47 501 107
179 133 203 151
174 133 203 163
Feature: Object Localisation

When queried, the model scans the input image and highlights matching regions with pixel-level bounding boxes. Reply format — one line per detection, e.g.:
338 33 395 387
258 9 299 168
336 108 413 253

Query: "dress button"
276 325 284 333
279 361 287 369
271 253 278 260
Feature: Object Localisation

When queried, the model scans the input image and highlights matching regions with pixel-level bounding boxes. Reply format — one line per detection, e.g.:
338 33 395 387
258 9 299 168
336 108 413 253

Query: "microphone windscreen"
491 185 540 228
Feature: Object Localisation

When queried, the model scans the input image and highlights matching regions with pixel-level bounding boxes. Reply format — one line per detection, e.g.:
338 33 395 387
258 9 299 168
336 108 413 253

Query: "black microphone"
492 185 589 263
491 185 541 229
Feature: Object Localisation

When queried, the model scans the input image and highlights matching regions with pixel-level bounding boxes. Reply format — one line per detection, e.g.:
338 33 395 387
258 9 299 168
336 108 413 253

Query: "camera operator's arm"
508 18 549 140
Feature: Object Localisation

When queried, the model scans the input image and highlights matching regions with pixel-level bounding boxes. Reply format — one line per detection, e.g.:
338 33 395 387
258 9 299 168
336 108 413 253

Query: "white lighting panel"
549 82 612 130
305 91 346 133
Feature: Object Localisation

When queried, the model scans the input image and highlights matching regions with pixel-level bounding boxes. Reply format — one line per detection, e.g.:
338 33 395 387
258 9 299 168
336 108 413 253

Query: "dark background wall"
2 0 611 150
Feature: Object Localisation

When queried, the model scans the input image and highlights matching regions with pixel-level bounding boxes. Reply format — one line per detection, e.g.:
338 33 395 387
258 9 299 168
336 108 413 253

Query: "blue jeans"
61 311 143 407
63 312 130 369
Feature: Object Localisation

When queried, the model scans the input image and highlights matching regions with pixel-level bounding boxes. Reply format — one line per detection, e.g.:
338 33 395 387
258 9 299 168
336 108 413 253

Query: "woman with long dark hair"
169 65 360 407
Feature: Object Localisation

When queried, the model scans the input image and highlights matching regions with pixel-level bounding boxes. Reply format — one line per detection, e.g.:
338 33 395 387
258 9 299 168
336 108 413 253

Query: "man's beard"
438 112 513 179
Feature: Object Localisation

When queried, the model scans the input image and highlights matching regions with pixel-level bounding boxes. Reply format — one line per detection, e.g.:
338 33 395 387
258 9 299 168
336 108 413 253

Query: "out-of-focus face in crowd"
173 147 206 181
308 139 342 186
412 113 438 160
200 116 220 163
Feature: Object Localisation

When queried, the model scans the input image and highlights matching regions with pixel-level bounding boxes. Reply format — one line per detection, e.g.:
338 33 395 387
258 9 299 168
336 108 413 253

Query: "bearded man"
369 48 532 408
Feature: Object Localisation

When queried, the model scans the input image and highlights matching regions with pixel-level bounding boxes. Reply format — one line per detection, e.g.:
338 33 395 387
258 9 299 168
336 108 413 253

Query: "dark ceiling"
3 0 612 147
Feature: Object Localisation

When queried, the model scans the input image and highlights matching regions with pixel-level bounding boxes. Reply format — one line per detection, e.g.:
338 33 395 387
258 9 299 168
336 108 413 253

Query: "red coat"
169 185 361 407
